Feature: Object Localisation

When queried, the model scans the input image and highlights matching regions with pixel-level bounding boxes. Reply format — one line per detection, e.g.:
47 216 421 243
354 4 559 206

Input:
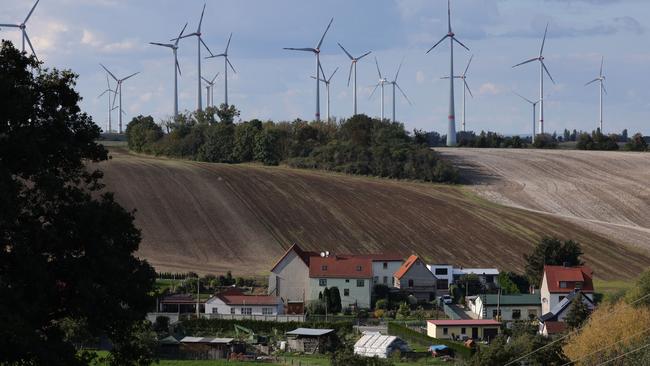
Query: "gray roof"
480 293 541 306
180 336 234 344
540 290 593 322
286 328 335 336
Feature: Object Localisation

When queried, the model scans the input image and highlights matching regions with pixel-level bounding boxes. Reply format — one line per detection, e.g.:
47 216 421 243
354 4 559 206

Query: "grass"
594 279 635 296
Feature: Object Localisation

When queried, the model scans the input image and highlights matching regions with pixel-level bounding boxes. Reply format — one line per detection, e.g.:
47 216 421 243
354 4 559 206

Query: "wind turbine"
426 0 470 146
283 17 334 122
175 3 212 112
206 33 236 107
388 58 412 123
311 65 338 123
513 91 539 143
369 57 389 120
150 22 187 118
98 75 117 133
100 64 139 134
513 23 555 137
442 55 473 132
0 0 40 57
338 43 371 116
201 72 219 108
585 56 607 132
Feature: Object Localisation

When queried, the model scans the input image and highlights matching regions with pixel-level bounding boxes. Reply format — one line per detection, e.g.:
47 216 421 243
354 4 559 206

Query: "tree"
396 302 411 319
197 122 236 163
254 127 281 165
329 287 342 313
626 268 650 307
524 237 584 287
624 133 648 152
0 40 156 366
125 115 162 152
565 295 590 330
498 272 521 294
216 103 240 124
532 133 558 149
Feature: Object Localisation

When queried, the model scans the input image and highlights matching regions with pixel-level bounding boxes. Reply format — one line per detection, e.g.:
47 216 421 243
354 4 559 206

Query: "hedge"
387 322 473 359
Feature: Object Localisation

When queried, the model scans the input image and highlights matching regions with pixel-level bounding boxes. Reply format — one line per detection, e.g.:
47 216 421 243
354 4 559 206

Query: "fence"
204 314 306 322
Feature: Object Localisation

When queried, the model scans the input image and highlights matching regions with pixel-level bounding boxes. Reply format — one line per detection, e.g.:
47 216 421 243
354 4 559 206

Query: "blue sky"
2 0 650 135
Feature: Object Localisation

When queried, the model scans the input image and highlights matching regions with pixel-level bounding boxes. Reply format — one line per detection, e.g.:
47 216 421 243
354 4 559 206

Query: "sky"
2 0 650 135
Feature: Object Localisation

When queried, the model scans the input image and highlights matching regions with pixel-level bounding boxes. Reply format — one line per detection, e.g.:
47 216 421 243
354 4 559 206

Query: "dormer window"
575 281 583 289
321 265 328 271
559 281 567 288
356 265 362 271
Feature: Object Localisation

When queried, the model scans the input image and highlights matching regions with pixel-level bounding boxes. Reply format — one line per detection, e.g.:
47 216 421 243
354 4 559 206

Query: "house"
159 294 204 314
427 319 500 341
308 254 373 309
427 264 500 291
354 333 410 358
540 265 594 316
268 244 319 314
354 254 404 287
205 288 284 316
394 255 438 301
179 337 244 360
539 289 595 336
467 293 541 321
286 328 336 354
427 264 454 293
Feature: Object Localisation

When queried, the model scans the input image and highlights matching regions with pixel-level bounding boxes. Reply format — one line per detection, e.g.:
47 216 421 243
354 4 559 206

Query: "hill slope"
97 147 650 279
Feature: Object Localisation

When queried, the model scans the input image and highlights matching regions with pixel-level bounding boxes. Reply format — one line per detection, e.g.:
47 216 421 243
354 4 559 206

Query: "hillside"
97 147 650 279
436 148 650 254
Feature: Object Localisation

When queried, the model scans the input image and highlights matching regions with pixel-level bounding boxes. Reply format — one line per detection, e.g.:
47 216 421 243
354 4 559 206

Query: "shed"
286 328 336 354
179 336 243 360
354 332 409 358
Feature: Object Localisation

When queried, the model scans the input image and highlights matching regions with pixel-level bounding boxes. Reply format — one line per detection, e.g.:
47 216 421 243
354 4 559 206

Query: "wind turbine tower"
426 0 470 146
150 23 187 118
443 55 474 132
0 0 40 57
284 18 334 122
513 23 555 137
202 72 219 108
100 64 139 134
176 4 212 111
206 33 236 107
513 91 540 143
98 75 117 133
338 43 371 116
312 66 338 123
585 56 607 132
370 57 390 120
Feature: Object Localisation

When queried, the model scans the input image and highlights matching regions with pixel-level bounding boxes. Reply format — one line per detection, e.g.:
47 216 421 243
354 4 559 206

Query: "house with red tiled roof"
308 254 373 309
205 288 284 316
540 265 594 316
353 253 404 287
394 255 438 302
268 244 319 314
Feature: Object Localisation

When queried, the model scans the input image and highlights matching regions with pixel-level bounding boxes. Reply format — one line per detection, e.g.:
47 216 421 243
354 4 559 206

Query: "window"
383 262 388 269
560 281 567 288
321 265 328 271
437 279 449 290
240 307 252 315
559 296 566 302
345 279 350 283
357 279 365 287
512 309 521 320
460 327 466 334
212 307 218 314
374 276 379 284
408 279 414 288
344 289 350 296
356 265 362 271
383 276 388 284
575 281 583 289
443 327 448 335
262 307 274 315
319 279 327 286
230 307 235 314
435 268 448 276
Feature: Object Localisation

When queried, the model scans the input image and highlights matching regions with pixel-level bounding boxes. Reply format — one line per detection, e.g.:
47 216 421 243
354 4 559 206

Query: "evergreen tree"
524 237 584 287
565 294 591 329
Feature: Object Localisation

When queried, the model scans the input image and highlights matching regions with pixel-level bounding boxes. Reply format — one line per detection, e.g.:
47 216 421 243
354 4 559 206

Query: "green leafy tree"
498 272 521 294
624 133 648 152
254 127 281 165
197 122 236 163
524 237 584 287
626 268 650 307
233 119 262 161
216 103 240 124
396 302 411 319
565 295 591 329
0 40 155 366
532 133 558 149
125 115 162 152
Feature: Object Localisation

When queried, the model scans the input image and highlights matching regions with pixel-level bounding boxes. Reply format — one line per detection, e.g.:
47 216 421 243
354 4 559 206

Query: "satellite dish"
325 251 330 257
320 252 325 257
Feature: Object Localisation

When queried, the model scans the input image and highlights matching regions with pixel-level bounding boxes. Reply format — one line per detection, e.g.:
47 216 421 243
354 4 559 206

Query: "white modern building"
427 264 500 291
205 290 283 316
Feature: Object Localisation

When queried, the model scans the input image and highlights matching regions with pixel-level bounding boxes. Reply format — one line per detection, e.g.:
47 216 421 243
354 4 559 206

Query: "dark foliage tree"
576 129 619 151
329 286 342 313
216 103 241 124
197 122 236 163
524 237 584 287
498 271 530 294
125 115 162 153
532 133 558 149
565 295 591 330
0 40 156 366
624 133 648 152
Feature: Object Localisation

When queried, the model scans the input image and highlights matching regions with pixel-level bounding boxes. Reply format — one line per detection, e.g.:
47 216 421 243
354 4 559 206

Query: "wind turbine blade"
284 47 317 52
227 58 236 73
600 56 604 77
463 55 474 76
337 43 354 60
200 37 213 56
464 80 473 98
585 78 599 87
0 24 20 28
24 32 37 58
452 37 470 51
175 22 188 47
98 90 109 98
225 32 232 53
316 17 334 50
369 83 380 99
197 3 206 32
176 59 181 76
396 83 412 105
512 57 538 68
540 23 549 56
542 61 555 84
100 64 118 81
374 57 382 79
447 0 452 33
150 42 174 48
328 67 339 83
106 74 110 89
122 72 140 82
602 82 608 95
201 76 210 84
440 76 451 80
175 33 197 41
347 62 353 87
24 0 40 24
111 88 118 109
319 62 326 81
357 51 371 60
211 72 220 83
393 57 404 82
426 35 448 54
512 91 534 105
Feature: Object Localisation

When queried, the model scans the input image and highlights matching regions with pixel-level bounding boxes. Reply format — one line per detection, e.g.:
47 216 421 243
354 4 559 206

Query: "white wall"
205 297 283 315
308 277 372 309
372 261 403 287
269 250 309 303
428 264 453 290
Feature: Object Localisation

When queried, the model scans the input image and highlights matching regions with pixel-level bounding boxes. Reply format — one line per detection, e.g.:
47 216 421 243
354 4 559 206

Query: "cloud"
478 82 506 96
416 70 426 84
79 28 140 53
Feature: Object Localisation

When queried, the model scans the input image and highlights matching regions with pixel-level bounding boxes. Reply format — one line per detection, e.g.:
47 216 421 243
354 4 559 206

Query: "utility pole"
196 274 200 318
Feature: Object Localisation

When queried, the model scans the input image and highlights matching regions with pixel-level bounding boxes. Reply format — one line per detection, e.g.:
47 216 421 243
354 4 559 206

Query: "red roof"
270 244 319 272
428 319 501 326
543 265 594 293
394 255 420 280
309 256 372 278
215 294 281 306
161 294 204 304
543 321 567 335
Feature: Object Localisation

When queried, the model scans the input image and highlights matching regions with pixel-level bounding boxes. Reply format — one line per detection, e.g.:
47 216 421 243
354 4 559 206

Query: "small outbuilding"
354 332 410 358
286 328 336 354
179 336 244 360
427 319 500 341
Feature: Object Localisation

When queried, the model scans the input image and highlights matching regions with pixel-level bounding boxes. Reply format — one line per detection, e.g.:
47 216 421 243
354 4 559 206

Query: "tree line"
125 108 460 183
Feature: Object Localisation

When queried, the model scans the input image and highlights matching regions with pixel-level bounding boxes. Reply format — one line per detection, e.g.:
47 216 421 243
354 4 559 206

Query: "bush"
576 129 619 151
375 299 388 310
125 115 163 153
532 133 558 149
624 133 648 152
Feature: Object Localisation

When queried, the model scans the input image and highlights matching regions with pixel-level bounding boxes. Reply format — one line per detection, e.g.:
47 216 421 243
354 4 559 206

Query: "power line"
595 341 650 366
561 326 650 366
504 292 650 366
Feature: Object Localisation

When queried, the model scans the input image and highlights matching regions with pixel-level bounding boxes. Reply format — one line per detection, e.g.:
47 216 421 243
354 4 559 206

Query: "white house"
268 244 318 314
427 264 499 292
308 254 373 309
427 264 454 293
205 290 284 316
467 293 541 321
539 290 595 336
540 265 594 316
394 255 437 301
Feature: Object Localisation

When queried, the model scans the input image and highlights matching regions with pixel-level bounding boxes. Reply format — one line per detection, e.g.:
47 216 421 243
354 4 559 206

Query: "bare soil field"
436 148 650 254
96 147 649 279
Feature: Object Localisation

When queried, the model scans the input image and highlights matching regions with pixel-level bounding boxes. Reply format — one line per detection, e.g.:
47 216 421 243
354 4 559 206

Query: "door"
471 327 479 339
484 328 498 341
